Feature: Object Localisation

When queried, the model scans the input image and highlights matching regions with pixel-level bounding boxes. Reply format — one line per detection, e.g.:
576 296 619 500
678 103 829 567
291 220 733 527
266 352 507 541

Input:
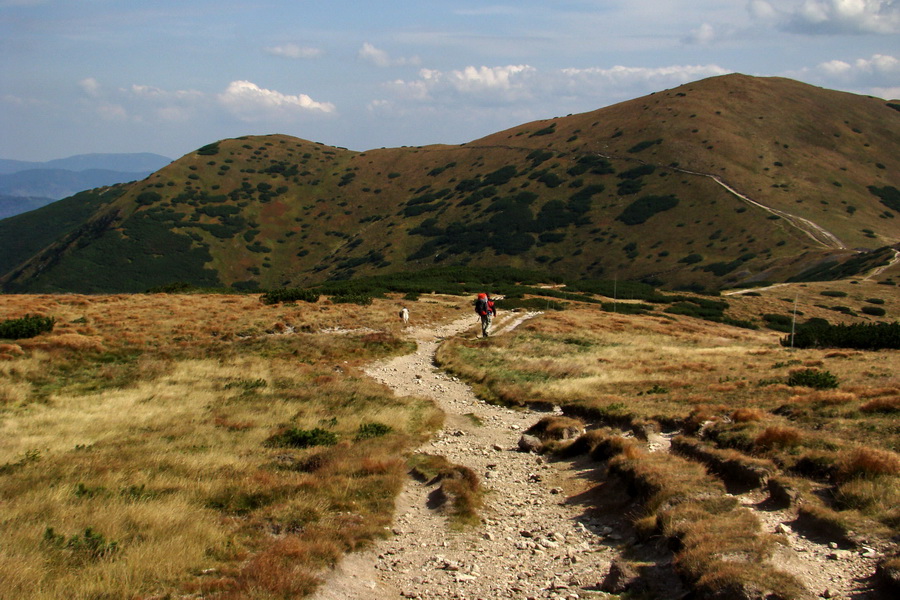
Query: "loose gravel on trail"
311 312 891 600
311 313 626 599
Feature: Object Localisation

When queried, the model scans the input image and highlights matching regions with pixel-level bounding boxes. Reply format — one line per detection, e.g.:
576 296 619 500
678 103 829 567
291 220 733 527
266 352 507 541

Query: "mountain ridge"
0 152 172 175
1 74 898 294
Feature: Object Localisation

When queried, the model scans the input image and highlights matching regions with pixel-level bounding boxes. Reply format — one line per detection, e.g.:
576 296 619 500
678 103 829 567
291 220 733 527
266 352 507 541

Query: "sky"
1 0 898 162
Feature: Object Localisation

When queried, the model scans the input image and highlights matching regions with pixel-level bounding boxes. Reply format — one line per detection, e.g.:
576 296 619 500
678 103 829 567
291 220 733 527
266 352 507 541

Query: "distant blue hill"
0 168 154 203
0 152 172 175
0 152 172 214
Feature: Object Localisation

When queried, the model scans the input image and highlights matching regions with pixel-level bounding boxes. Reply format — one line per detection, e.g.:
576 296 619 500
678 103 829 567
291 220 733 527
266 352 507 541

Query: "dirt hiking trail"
311 311 635 600
311 311 888 600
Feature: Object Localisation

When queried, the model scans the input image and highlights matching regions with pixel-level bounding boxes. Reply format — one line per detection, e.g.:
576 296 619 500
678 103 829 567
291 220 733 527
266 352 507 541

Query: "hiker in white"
400 307 409 325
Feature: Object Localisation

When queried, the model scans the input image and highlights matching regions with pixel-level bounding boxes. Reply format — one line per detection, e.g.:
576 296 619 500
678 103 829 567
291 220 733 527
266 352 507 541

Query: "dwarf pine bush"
787 368 839 390
260 288 319 305
0 314 55 340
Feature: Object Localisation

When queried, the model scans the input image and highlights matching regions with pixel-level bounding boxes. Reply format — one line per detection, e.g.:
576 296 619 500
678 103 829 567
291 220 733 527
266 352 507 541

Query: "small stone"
518 434 543 453
861 546 878 558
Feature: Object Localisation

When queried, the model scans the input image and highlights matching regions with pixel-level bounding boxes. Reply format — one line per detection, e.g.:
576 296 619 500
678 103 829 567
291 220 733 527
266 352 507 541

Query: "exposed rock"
601 559 640 593
518 434 544 453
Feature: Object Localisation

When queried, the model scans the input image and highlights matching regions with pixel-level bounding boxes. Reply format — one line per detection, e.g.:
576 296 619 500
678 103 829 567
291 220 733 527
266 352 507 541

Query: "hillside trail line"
310 311 624 600
591 150 847 251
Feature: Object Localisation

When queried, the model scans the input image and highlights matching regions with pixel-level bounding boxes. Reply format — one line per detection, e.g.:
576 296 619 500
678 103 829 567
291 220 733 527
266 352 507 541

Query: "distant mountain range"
0 153 172 216
0 75 897 294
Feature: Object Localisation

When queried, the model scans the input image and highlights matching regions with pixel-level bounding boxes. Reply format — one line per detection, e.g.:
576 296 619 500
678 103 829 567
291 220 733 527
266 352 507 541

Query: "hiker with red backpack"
474 293 496 337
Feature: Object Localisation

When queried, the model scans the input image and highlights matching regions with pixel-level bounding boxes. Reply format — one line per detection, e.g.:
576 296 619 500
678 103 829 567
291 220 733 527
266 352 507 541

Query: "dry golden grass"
754 426 804 450
0 292 461 599
438 297 899 597
731 408 765 423
836 447 900 480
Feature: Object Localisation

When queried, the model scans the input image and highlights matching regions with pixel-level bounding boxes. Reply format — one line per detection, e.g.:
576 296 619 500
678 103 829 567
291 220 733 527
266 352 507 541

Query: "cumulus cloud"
387 64 536 104
683 22 717 44
358 42 420 67
264 43 324 59
749 0 900 34
217 80 336 121
788 53 900 95
381 63 731 111
818 53 899 79
558 64 732 94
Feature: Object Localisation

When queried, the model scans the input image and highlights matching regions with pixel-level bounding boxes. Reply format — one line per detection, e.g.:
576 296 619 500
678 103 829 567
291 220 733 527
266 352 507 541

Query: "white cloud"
683 22 717 44
559 64 732 91
217 80 336 121
128 84 203 100
788 53 900 95
749 0 900 34
748 0 780 20
812 53 900 78
358 42 420 67
381 62 732 113
264 43 324 59
79 77 102 98
388 64 536 104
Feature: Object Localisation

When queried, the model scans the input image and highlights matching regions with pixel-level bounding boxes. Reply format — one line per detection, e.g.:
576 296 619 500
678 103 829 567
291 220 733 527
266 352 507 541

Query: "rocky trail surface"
311 312 891 600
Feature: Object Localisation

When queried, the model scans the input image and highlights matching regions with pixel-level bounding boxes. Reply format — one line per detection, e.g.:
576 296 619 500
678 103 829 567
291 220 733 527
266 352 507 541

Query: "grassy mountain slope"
1 74 898 293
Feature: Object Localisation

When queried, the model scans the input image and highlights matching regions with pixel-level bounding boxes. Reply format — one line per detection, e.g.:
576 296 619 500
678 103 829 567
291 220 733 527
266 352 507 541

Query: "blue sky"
2 0 898 161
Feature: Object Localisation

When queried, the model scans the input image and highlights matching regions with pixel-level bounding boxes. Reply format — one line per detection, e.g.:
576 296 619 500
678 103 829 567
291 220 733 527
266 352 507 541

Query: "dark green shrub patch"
617 164 656 180
0 314 55 339
263 427 338 449
679 253 703 265
616 178 645 195
781 319 900 350
786 368 838 390
196 142 220 156
783 318 900 349
664 297 728 322
616 195 679 225
483 165 518 186
355 422 393 440
868 185 900 212
136 191 162 206
260 288 320 305
861 306 886 317
627 138 662 153
763 314 793 333
331 293 374 306
567 155 614 176
529 123 556 137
